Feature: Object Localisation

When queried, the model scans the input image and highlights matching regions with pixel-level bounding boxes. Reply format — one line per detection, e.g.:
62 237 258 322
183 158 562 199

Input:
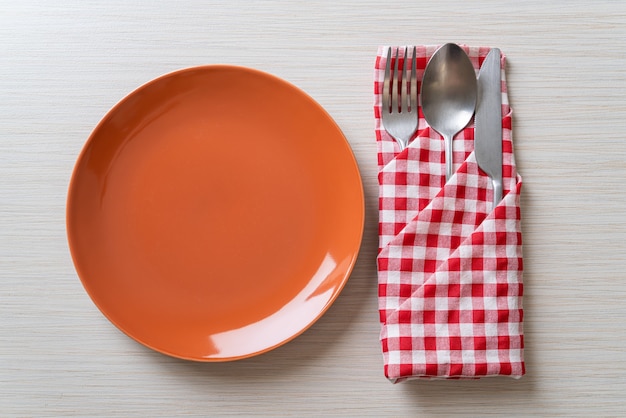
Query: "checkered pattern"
375 46 524 382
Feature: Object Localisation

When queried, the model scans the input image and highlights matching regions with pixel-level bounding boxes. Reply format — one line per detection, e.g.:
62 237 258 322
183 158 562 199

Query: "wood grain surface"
2 0 625 416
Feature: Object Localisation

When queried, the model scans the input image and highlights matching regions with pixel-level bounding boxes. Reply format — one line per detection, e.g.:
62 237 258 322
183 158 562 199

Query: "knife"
475 48 503 210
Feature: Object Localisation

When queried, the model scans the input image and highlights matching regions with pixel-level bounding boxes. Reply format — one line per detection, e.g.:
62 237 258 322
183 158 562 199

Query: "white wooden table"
2 1 626 416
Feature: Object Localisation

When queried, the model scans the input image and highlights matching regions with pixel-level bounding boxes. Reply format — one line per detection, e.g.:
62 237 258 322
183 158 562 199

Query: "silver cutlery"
381 46 418 151
475 48 503 210
421 43 477 181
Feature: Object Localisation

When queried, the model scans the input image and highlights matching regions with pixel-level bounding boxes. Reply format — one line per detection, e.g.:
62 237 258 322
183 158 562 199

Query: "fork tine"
401 47 410 112
410 46 417 112
391 48 400 112
382 47 392 113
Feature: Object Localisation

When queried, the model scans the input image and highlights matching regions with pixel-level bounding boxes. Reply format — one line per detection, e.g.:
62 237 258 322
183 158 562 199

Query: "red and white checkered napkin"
374 46 524 382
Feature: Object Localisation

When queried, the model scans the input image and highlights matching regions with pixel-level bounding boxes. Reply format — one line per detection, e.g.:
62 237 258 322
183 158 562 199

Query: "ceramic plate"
66 65 364 361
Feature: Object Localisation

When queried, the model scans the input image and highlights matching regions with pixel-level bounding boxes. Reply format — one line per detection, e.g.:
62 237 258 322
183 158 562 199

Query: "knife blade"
475 48 503 210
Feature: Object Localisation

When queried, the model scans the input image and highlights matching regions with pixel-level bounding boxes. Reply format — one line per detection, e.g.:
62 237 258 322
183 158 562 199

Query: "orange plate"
66 66 364 361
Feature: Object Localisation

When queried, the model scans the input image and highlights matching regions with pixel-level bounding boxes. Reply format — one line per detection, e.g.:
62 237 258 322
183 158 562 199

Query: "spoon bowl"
421 43 477 181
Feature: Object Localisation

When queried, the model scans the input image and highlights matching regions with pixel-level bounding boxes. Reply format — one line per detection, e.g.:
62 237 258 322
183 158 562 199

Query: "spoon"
421 43 477 181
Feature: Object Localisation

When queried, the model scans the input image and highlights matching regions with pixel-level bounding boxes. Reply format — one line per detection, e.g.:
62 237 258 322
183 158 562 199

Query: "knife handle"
492 178 503 210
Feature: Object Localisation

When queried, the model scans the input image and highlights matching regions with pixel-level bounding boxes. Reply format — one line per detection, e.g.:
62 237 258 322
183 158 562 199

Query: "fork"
382 46 418 151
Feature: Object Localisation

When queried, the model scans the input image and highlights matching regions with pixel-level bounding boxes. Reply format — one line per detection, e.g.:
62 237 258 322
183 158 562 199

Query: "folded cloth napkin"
374 45 524 382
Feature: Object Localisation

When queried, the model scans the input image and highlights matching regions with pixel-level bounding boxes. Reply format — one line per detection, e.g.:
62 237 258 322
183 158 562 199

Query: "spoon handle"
444 134 453 181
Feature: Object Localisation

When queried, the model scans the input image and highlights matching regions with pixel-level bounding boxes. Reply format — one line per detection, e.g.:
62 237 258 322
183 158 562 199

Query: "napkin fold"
374 45 524 382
